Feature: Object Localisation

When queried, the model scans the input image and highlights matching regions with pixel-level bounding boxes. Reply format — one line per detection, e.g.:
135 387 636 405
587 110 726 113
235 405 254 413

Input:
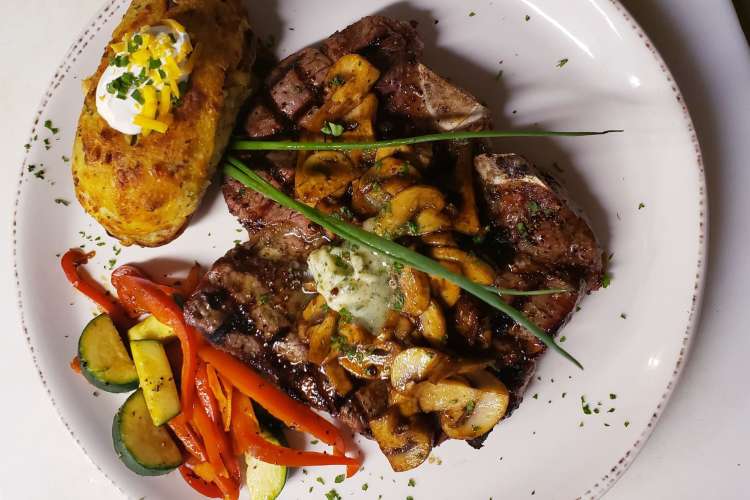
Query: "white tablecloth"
1 1 748 498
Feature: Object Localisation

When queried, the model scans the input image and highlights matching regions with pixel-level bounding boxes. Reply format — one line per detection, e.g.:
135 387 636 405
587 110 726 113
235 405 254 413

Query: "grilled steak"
186 15 602 453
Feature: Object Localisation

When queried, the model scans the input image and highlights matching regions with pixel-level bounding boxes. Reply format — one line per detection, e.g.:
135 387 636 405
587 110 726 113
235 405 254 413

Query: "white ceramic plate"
14 0 706 498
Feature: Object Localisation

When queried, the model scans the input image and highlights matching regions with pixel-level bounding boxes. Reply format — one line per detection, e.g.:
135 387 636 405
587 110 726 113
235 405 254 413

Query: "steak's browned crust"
185 16 603 448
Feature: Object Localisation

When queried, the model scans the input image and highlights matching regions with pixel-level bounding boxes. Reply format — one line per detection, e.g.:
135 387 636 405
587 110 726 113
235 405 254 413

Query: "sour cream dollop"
95 20 193 135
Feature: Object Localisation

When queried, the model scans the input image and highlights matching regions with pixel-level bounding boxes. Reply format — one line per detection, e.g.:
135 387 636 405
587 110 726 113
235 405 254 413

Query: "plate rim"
11 1 708 498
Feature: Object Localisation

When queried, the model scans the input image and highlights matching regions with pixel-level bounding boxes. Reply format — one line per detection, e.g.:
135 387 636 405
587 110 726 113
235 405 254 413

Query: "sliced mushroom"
306 54 381 131
438 370 509 440
389 389 421 417
307 312 338 364
369 407 433 472
336 321 375 346
352 157 421 217
419 300 447 345
302 295 328 323
295 151 356 206
375 144 415 162
451 141 481 235
341 93 378 165
414 209 452 235
338 341 401 380
415 377 477 413
421 232 458 247
429 260 462 308
398 266 431 316
322 360 354 396
390 347 448 393
430 247 495 285
370 185 446 238
393 314 416 343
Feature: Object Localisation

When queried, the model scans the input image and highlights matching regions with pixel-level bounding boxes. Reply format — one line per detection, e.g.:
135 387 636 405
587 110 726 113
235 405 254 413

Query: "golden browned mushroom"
295 151 357 206
351 158 421 217
305 54 381 131
338 341 401 380
451 141 481 235
368 185 446 238
390 347 448 393
438 370 509 440
302 295 329 323
389 389 421 417
414 209 452 234
430 247 496 286
307 312 338 364
421 232 458 248
419 300 447 345
369 407 433 472
415 376 477 413
429 260 463 307
398 266 431 316
322 360 354 396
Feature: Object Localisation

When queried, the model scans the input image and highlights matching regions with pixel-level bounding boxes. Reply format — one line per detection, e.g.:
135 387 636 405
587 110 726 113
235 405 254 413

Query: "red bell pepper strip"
69 356 82 374
231 391 360 468
179 465 223 499
198 345 360 474
60 249 131 328
111 265 178 316
181 263 203 296
192 399 241 484
196 363 221 426
168 413 207 463
113 275 197 417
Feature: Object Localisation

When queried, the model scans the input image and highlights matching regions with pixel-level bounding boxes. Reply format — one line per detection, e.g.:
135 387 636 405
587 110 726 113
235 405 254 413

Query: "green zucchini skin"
245 427 288 500
112 390 183 476
78 314 138 393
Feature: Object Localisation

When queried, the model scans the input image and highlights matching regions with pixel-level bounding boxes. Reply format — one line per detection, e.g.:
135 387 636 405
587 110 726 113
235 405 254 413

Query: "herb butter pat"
307 243 393 332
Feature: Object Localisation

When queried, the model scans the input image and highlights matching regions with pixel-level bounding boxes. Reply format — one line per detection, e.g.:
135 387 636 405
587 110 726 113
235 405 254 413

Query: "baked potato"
72 0 255 246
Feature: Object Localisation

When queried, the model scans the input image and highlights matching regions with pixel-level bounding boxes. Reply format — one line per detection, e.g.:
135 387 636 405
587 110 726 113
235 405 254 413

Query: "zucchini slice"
130 340 181 426
245 428 288 500
128 315 176 342
77 314 138 393
112 389 183 476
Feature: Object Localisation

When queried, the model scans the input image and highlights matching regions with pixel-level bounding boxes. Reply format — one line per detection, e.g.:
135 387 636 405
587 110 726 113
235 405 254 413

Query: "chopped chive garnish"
224 156 583 369
231 129 622 152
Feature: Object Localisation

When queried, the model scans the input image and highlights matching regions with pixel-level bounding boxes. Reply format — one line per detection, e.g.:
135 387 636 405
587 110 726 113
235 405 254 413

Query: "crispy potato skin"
72 0 255 246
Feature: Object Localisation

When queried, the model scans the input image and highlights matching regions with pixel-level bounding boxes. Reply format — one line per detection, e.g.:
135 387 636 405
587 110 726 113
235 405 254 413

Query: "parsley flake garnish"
408 478 416 487
334 474 345 484
316 477 325 485
601 272 612 288
44 120 59 134
525 14 531 21
527 200 540 215
638 202 646 210
321 121 345 137
131 89 145 105
339 307 353 323
325 490 341 500
469 11 476 16
362 483 369 491
329 75 345 87
54 198 70 206
557 58 569 68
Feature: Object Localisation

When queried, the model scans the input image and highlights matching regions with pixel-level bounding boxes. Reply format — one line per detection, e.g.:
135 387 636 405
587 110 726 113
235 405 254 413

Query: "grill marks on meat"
184 243 341 413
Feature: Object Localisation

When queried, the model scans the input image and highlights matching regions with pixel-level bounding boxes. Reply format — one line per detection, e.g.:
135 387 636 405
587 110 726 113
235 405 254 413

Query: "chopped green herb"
601 273 612 288
316 477 325 485
62 155 70 162
54 198 70 206
557 58 569 68
391 290 405 311
107 258 117 270
24 143 31 150
608 408 615 413
406 220 419 235
158 68 167 79
408 478 416 487
516 222 528 235
559 336 567 343
581 395 592 415
495 69 504 81
609 393 617 400
325 489 341 500
527 200 540 215
43 138 51 150
339 308 353 323
34 169 46 179
407 496 414 500
335 474 345 484
469 11 476 16
321 121 345 137
624 421 630 427
329 75 345 87
148 57 162 69
638 202 646 210
309 486 313 493
620 313 627 319
259 293 271 304
362 483 369 491
113 246 122 256
44 120 59 134
525 14 531 21
131 89 144 105
532 393 538 399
